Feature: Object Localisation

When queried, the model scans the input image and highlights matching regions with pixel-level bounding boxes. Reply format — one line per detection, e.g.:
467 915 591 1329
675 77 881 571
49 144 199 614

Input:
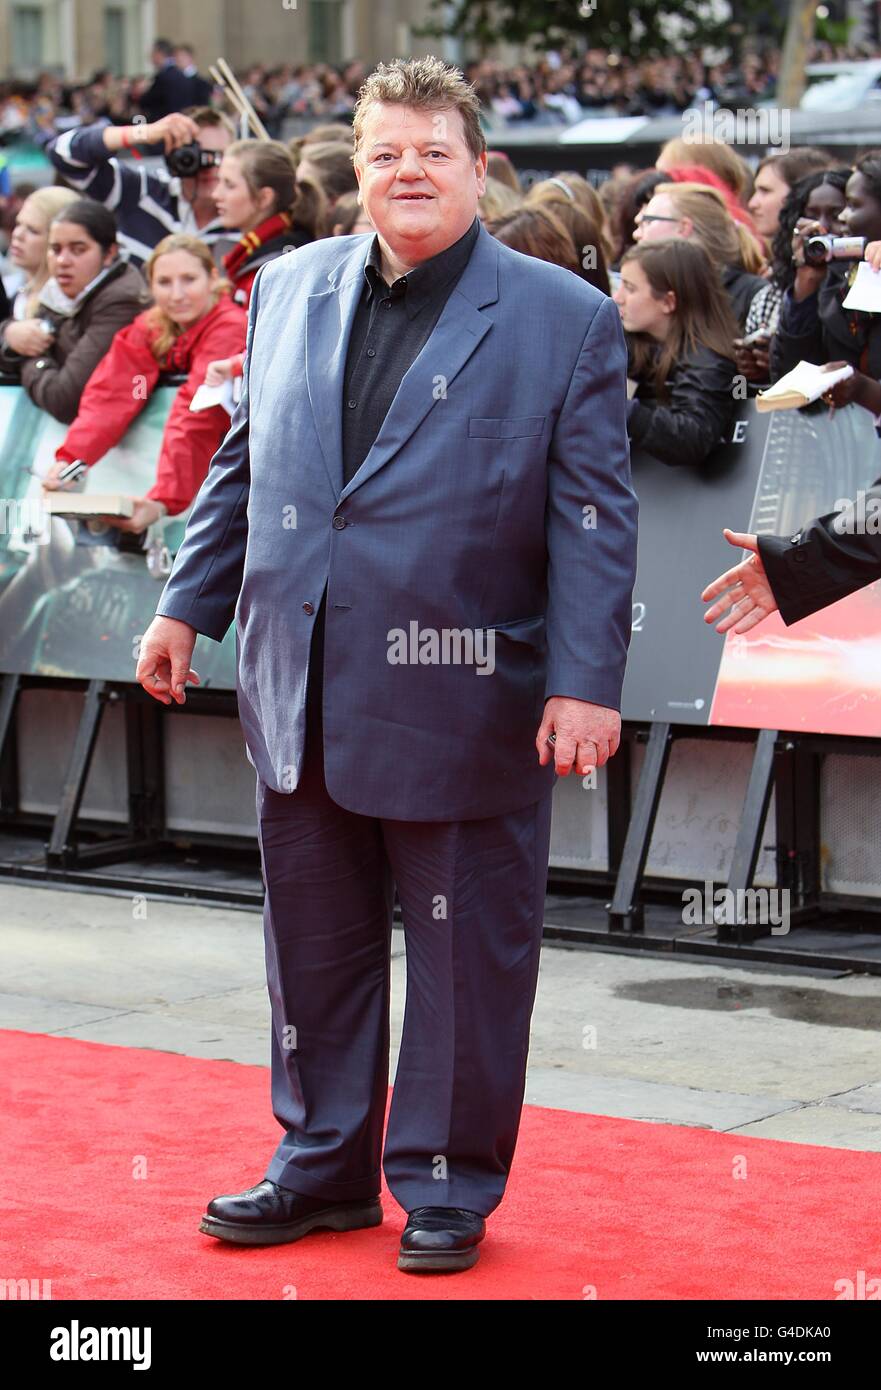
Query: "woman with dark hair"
747 147 831 246
736 168 848 384
770 151 881 383
613 238 739 468
0 198 148 421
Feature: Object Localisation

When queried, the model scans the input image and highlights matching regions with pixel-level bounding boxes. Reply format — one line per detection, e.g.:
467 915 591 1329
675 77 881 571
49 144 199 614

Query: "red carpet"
2 1027 879 1300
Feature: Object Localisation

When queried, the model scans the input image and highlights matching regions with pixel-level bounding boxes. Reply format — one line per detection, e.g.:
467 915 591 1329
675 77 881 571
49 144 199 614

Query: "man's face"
354 103 486 260
192 124 233 197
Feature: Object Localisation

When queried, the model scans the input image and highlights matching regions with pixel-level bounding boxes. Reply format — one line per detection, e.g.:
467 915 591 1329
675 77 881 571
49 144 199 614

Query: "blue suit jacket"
155 219 638 820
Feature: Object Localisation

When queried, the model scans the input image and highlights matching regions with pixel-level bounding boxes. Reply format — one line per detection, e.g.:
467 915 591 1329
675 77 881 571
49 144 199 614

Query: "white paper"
841 260 881 312
190 379 238 414
759 359 853 405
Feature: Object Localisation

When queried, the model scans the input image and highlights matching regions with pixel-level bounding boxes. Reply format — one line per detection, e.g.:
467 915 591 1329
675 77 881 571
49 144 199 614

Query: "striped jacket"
41 122 239 269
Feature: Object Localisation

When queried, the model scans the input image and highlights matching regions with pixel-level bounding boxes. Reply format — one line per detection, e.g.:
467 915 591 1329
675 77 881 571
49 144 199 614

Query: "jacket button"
302 601 314 614
332 515 346 530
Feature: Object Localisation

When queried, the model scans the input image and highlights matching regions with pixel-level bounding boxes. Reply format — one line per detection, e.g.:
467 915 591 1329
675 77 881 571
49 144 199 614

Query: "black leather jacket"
626 341 737 468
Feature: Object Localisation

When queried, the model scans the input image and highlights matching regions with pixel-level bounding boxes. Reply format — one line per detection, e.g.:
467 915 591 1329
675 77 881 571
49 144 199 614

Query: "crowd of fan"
1 35 880 144
2 51 881 527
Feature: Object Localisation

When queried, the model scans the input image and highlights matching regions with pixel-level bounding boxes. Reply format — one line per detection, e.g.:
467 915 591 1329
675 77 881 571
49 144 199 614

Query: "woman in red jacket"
41 233 247 532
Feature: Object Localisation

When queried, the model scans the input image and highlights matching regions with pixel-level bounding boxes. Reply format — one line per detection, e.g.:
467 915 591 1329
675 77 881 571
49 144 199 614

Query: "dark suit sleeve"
758 474 881 625
153 268 263 641
545 295 638 711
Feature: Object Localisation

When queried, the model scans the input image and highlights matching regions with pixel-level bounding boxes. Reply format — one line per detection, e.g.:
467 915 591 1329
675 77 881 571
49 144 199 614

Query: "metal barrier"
2 381 881 966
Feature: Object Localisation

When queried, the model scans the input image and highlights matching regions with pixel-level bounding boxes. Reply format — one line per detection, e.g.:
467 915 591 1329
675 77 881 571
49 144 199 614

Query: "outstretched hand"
701 529 779 634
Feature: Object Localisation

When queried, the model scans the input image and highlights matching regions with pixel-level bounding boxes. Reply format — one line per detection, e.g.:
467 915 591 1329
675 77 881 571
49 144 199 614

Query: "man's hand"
136 615 200 705
701 529 779 634
536 697 621 776
142 112 201 151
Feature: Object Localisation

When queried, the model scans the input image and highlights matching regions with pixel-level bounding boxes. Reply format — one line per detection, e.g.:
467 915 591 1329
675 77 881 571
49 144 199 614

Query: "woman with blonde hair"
634 181 767 329
478 175 521 225
0 186 81 358
42 233 247 532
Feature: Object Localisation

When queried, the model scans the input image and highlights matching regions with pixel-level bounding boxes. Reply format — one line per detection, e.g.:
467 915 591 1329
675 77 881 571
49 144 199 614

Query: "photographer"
770 151 881 384
41 107 238 268
736 167 849 387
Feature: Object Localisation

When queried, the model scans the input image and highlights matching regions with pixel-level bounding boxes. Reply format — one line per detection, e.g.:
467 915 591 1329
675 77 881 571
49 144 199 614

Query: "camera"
165 143 223 179
803 234 866 266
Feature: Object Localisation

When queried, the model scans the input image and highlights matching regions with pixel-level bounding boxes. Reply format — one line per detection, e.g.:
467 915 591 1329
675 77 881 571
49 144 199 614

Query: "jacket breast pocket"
468 415 546 439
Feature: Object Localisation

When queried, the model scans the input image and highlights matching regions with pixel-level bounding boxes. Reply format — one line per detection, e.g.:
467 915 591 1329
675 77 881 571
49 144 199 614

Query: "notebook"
755 361 854 413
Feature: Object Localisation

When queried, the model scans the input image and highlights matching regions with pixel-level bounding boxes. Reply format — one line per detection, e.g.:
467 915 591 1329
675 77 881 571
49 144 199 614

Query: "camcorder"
802 234 867 266
165 143 223 178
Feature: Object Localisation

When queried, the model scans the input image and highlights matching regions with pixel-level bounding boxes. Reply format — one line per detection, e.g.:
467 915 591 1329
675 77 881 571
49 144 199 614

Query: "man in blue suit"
136 56 638 1273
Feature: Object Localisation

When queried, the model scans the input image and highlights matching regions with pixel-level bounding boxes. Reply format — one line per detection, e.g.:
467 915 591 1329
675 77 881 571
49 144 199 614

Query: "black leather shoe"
397 1206 486 1272
199 1180 383 1247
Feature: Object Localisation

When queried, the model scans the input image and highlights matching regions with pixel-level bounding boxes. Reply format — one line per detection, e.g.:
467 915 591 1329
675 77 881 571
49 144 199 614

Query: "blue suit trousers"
255 596 555 1216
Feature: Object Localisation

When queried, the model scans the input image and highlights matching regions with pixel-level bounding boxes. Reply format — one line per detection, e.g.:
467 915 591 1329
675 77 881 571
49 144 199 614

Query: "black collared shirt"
306 216 481 728
340 214 480 487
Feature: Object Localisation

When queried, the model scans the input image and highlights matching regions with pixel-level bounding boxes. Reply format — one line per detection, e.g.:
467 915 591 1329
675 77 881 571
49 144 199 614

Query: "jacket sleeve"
153 284 260 641
55 317 160 464
770 271 861 382
544 293 638 711
770 289 827 382
626 351 736 469
758 475 881 625
19 292 144 424
145 307 248 515
44 124 135 210
0 316 22 372
46 124 177 226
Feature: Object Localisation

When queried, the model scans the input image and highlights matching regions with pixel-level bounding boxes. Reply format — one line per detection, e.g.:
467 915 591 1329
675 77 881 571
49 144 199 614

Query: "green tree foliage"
414 0 782 58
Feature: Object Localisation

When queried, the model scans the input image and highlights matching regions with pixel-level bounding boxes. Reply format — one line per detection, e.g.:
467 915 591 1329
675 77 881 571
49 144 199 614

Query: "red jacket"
56 294 247 515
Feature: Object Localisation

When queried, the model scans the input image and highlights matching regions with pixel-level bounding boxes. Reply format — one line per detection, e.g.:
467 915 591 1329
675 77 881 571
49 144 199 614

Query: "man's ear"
476 151 487 197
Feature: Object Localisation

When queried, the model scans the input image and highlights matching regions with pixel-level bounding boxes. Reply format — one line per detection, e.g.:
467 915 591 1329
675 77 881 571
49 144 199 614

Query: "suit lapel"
305 246 367 497
304 221 500 502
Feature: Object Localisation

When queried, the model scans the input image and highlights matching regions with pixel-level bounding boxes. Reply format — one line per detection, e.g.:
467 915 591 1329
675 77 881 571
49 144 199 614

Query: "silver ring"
547 732 556 744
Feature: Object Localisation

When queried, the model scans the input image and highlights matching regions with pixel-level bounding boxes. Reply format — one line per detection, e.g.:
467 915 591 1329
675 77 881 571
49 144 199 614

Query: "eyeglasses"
636 214 681 226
